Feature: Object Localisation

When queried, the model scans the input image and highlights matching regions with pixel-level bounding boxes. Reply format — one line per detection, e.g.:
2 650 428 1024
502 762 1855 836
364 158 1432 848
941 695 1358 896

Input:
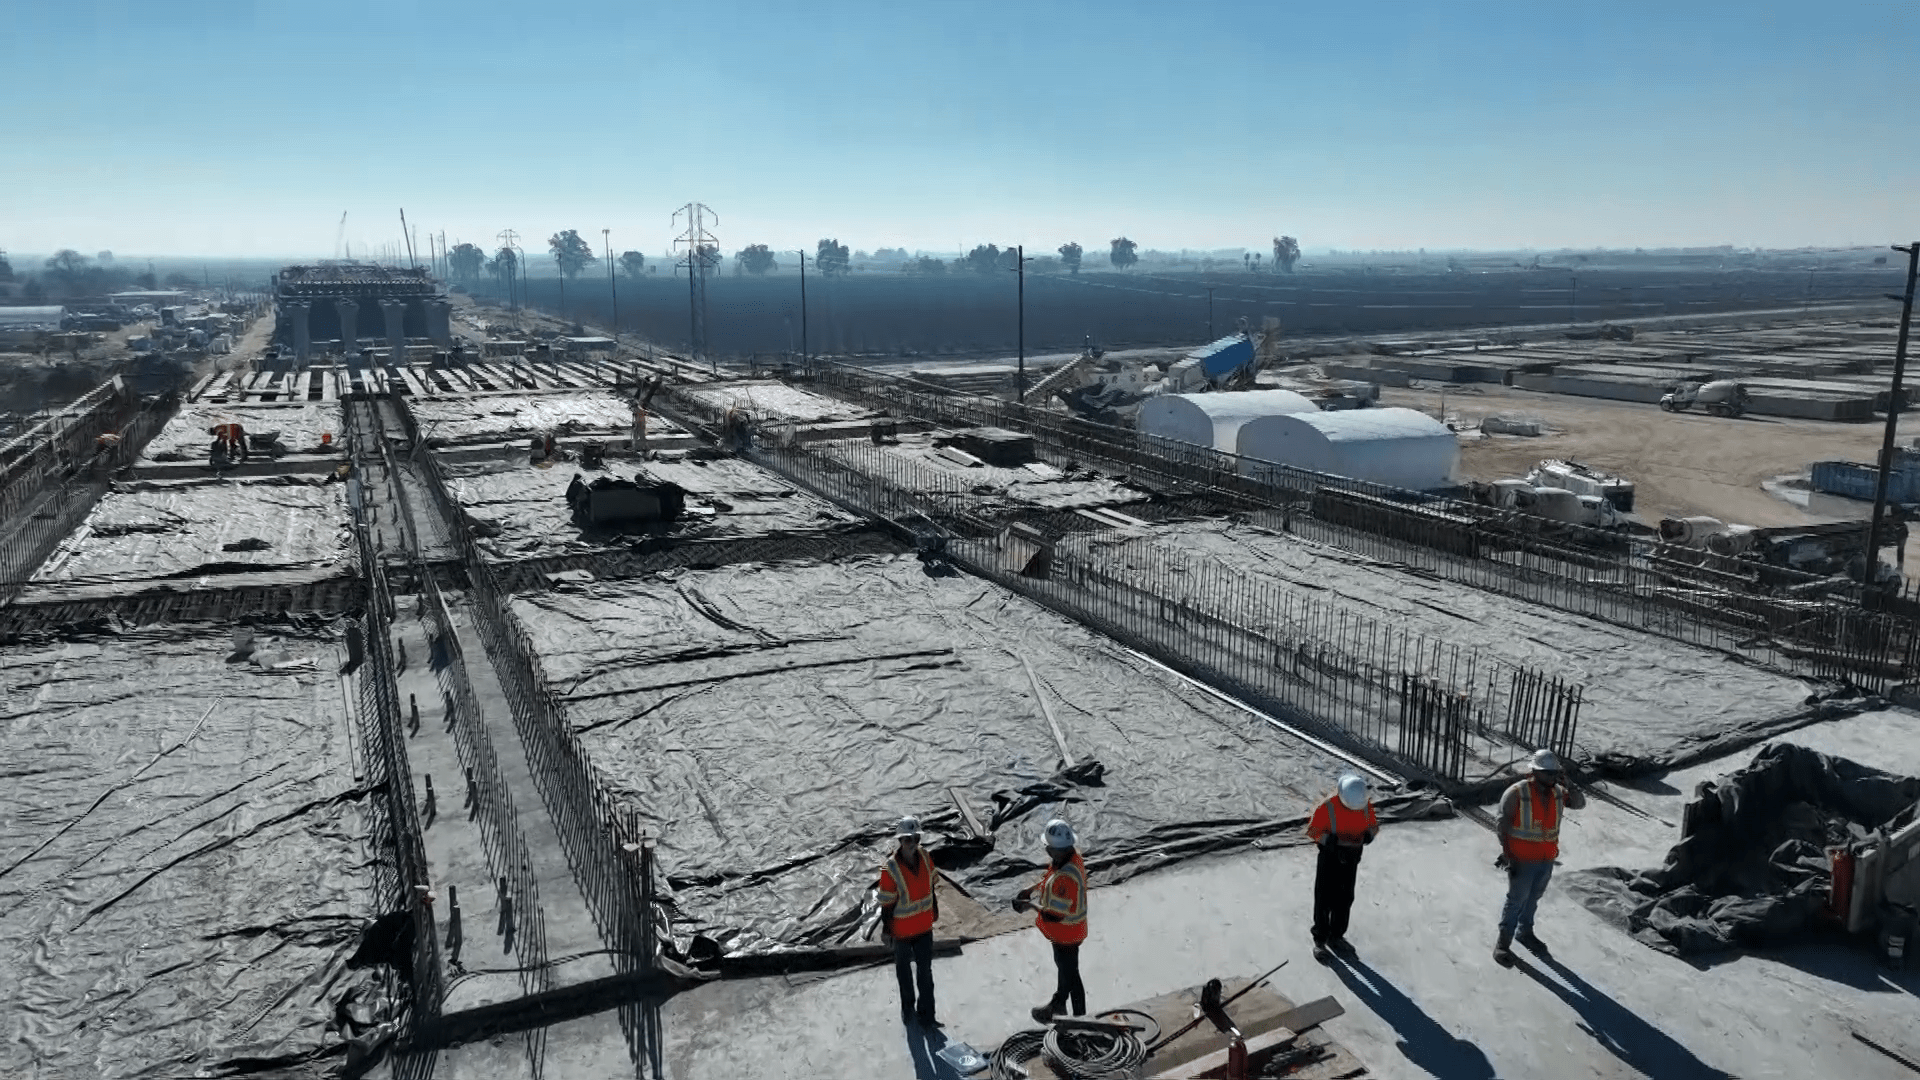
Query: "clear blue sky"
4 1 1915 259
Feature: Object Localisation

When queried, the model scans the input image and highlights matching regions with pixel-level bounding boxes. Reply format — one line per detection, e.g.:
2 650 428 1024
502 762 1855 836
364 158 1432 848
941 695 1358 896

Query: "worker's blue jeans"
1500 858 1555 935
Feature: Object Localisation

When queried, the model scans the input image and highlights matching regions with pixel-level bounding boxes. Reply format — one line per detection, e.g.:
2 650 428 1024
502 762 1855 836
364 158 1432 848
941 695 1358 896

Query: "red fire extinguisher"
1227 1034 1248 1080
1828 846 1855 925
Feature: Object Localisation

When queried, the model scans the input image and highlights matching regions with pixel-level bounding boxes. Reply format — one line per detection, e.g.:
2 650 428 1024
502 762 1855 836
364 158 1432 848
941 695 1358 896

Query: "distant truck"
1469 478 1627 529
1660 380 1750 418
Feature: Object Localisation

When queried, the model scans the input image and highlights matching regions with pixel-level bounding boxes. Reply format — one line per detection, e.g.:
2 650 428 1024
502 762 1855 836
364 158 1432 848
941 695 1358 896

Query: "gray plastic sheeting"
32 475 352 585
142 402 346 461
1567 742 1920 956
513 555 1447 957
1082 521 1815 769
0 620 381 1077
443 456 867 560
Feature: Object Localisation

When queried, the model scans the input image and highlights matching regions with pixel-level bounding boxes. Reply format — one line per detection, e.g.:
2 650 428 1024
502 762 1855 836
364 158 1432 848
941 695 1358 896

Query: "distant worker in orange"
1016 818 1088 1024
1307 774 1379 960
1493 749 1586 964
208 422 249 463
876 815 941 1028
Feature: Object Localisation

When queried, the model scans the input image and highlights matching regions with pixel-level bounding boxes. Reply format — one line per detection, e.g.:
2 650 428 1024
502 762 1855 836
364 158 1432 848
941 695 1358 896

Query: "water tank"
1235 407 1459 491
1136 390 1319 452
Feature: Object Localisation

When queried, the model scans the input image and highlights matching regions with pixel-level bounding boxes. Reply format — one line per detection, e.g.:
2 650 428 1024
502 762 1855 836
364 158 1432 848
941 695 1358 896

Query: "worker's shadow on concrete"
1514 953 1733 1079
618 998 665 1079
905 1026 968 1080
1328 955 1495 1080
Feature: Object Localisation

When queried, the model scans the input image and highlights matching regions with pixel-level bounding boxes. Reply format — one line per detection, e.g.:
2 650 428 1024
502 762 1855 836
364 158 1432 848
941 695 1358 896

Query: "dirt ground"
1384 381 1912 527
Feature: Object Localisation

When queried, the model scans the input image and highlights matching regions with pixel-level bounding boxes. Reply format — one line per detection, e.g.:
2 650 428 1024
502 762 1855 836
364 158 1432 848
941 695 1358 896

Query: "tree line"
437 231 1305 288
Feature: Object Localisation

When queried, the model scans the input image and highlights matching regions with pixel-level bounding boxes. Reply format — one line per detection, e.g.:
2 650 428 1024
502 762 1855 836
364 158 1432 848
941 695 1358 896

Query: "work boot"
1311 942 1330 962
1493 930 1514 966
1331 937 1355 956
1516 929 1549 954
1030 1004 1055 1026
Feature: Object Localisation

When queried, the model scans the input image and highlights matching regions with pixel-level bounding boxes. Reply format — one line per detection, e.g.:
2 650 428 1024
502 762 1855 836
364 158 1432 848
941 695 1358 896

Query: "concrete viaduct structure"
271 264 453 368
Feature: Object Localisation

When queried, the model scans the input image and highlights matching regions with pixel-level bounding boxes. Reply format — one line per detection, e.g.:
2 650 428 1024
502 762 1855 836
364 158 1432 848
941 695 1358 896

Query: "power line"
672 203 720 370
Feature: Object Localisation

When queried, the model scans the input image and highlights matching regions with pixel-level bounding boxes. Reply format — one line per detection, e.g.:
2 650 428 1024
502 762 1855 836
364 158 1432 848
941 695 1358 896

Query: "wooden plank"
1021 654 1073 768
1153 1026 1297 1080
186 371 218 402
947 786 987 839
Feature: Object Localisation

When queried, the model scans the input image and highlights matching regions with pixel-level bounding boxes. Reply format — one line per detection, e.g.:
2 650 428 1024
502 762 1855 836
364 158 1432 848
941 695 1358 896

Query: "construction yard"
2 288 1918 1080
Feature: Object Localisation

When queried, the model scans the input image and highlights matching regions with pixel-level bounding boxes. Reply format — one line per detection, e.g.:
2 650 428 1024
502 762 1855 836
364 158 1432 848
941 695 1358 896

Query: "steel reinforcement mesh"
746 433 1583 787
784 359 1920 693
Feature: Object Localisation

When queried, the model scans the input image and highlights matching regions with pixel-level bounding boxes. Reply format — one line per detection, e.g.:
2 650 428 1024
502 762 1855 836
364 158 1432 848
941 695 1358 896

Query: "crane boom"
334 212 348 261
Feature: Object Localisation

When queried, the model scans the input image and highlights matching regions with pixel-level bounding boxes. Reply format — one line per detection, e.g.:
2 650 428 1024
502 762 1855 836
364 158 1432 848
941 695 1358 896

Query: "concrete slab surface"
645 709 1920 1080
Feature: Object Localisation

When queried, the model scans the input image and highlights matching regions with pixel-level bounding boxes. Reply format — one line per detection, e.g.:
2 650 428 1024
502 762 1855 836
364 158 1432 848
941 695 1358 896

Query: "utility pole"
1864 241 1919 597
672 203 719 371
1010 245 1031 399
1206 286 1215 339
604 229 618 343
797 249 809 368
1570 270 1578 325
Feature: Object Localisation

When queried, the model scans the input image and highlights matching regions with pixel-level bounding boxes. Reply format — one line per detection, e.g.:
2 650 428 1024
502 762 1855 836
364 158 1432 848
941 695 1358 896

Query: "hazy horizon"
5 2 1917 259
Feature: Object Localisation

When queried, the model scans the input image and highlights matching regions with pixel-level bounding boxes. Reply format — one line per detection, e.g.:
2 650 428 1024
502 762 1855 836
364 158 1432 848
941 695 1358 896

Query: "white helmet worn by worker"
896 815 921 838
1530 749 1561 774
1043 818 1076 849
1337 774 1368 810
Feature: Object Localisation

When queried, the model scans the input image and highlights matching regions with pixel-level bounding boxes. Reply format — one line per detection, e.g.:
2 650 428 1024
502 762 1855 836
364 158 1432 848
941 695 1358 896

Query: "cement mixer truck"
1660 380 1750 418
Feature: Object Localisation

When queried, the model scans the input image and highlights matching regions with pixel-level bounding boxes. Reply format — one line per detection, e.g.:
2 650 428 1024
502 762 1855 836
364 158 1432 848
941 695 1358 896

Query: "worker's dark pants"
1048 942 1087 1016
1312 842 1364 944
893 931 935 1021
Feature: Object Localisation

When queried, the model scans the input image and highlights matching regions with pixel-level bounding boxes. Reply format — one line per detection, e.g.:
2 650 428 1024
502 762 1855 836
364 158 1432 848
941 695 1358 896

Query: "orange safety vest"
1033 851 1088 945
1307 795 1379 844
211 423 245 444
876 849 936 938
1507 782 1562 861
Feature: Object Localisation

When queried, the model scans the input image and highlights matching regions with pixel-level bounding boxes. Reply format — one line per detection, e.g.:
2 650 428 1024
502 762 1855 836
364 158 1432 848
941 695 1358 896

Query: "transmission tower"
497 228 521 318
673 203 720 367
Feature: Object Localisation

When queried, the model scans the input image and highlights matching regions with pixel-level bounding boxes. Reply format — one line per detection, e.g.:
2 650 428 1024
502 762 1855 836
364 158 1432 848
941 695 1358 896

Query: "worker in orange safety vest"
1306 774 1380 960
1494 749 1586 964
208 422 249 463
876 815 940 1028
1016 818 1088 1024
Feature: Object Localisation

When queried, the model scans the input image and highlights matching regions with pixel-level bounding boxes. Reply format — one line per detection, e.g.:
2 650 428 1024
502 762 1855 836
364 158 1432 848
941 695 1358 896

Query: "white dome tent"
1136 390 1319 452
1235 407 1458 491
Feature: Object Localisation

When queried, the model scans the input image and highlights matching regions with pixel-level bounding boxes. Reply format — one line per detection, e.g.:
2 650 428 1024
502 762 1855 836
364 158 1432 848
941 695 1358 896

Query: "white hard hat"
1337 774 1368 810
896 815 921 838
1043 818 1076 849
1530 749 1562 773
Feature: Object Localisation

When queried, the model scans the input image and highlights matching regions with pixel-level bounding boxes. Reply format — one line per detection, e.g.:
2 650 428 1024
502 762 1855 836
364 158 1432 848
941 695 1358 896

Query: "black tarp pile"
510 554 1454 959
1567 742 1920 956
0 617 382 1077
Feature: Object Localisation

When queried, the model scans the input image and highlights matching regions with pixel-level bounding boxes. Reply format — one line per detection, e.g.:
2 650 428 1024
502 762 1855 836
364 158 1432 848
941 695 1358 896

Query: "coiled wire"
992 1014 1154 1080
1043 1024 1147 1079
990 1029 1047 1080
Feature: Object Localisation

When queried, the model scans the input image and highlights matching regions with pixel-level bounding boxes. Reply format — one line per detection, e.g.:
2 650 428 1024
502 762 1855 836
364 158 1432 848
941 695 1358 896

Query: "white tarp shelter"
1137 390 1318 452
1236 406 1458 491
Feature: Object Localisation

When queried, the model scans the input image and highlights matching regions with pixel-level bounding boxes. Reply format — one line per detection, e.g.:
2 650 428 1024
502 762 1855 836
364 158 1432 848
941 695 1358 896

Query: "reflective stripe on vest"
1509 784 1560 856
1039 853 1087 925
883 853 935 921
